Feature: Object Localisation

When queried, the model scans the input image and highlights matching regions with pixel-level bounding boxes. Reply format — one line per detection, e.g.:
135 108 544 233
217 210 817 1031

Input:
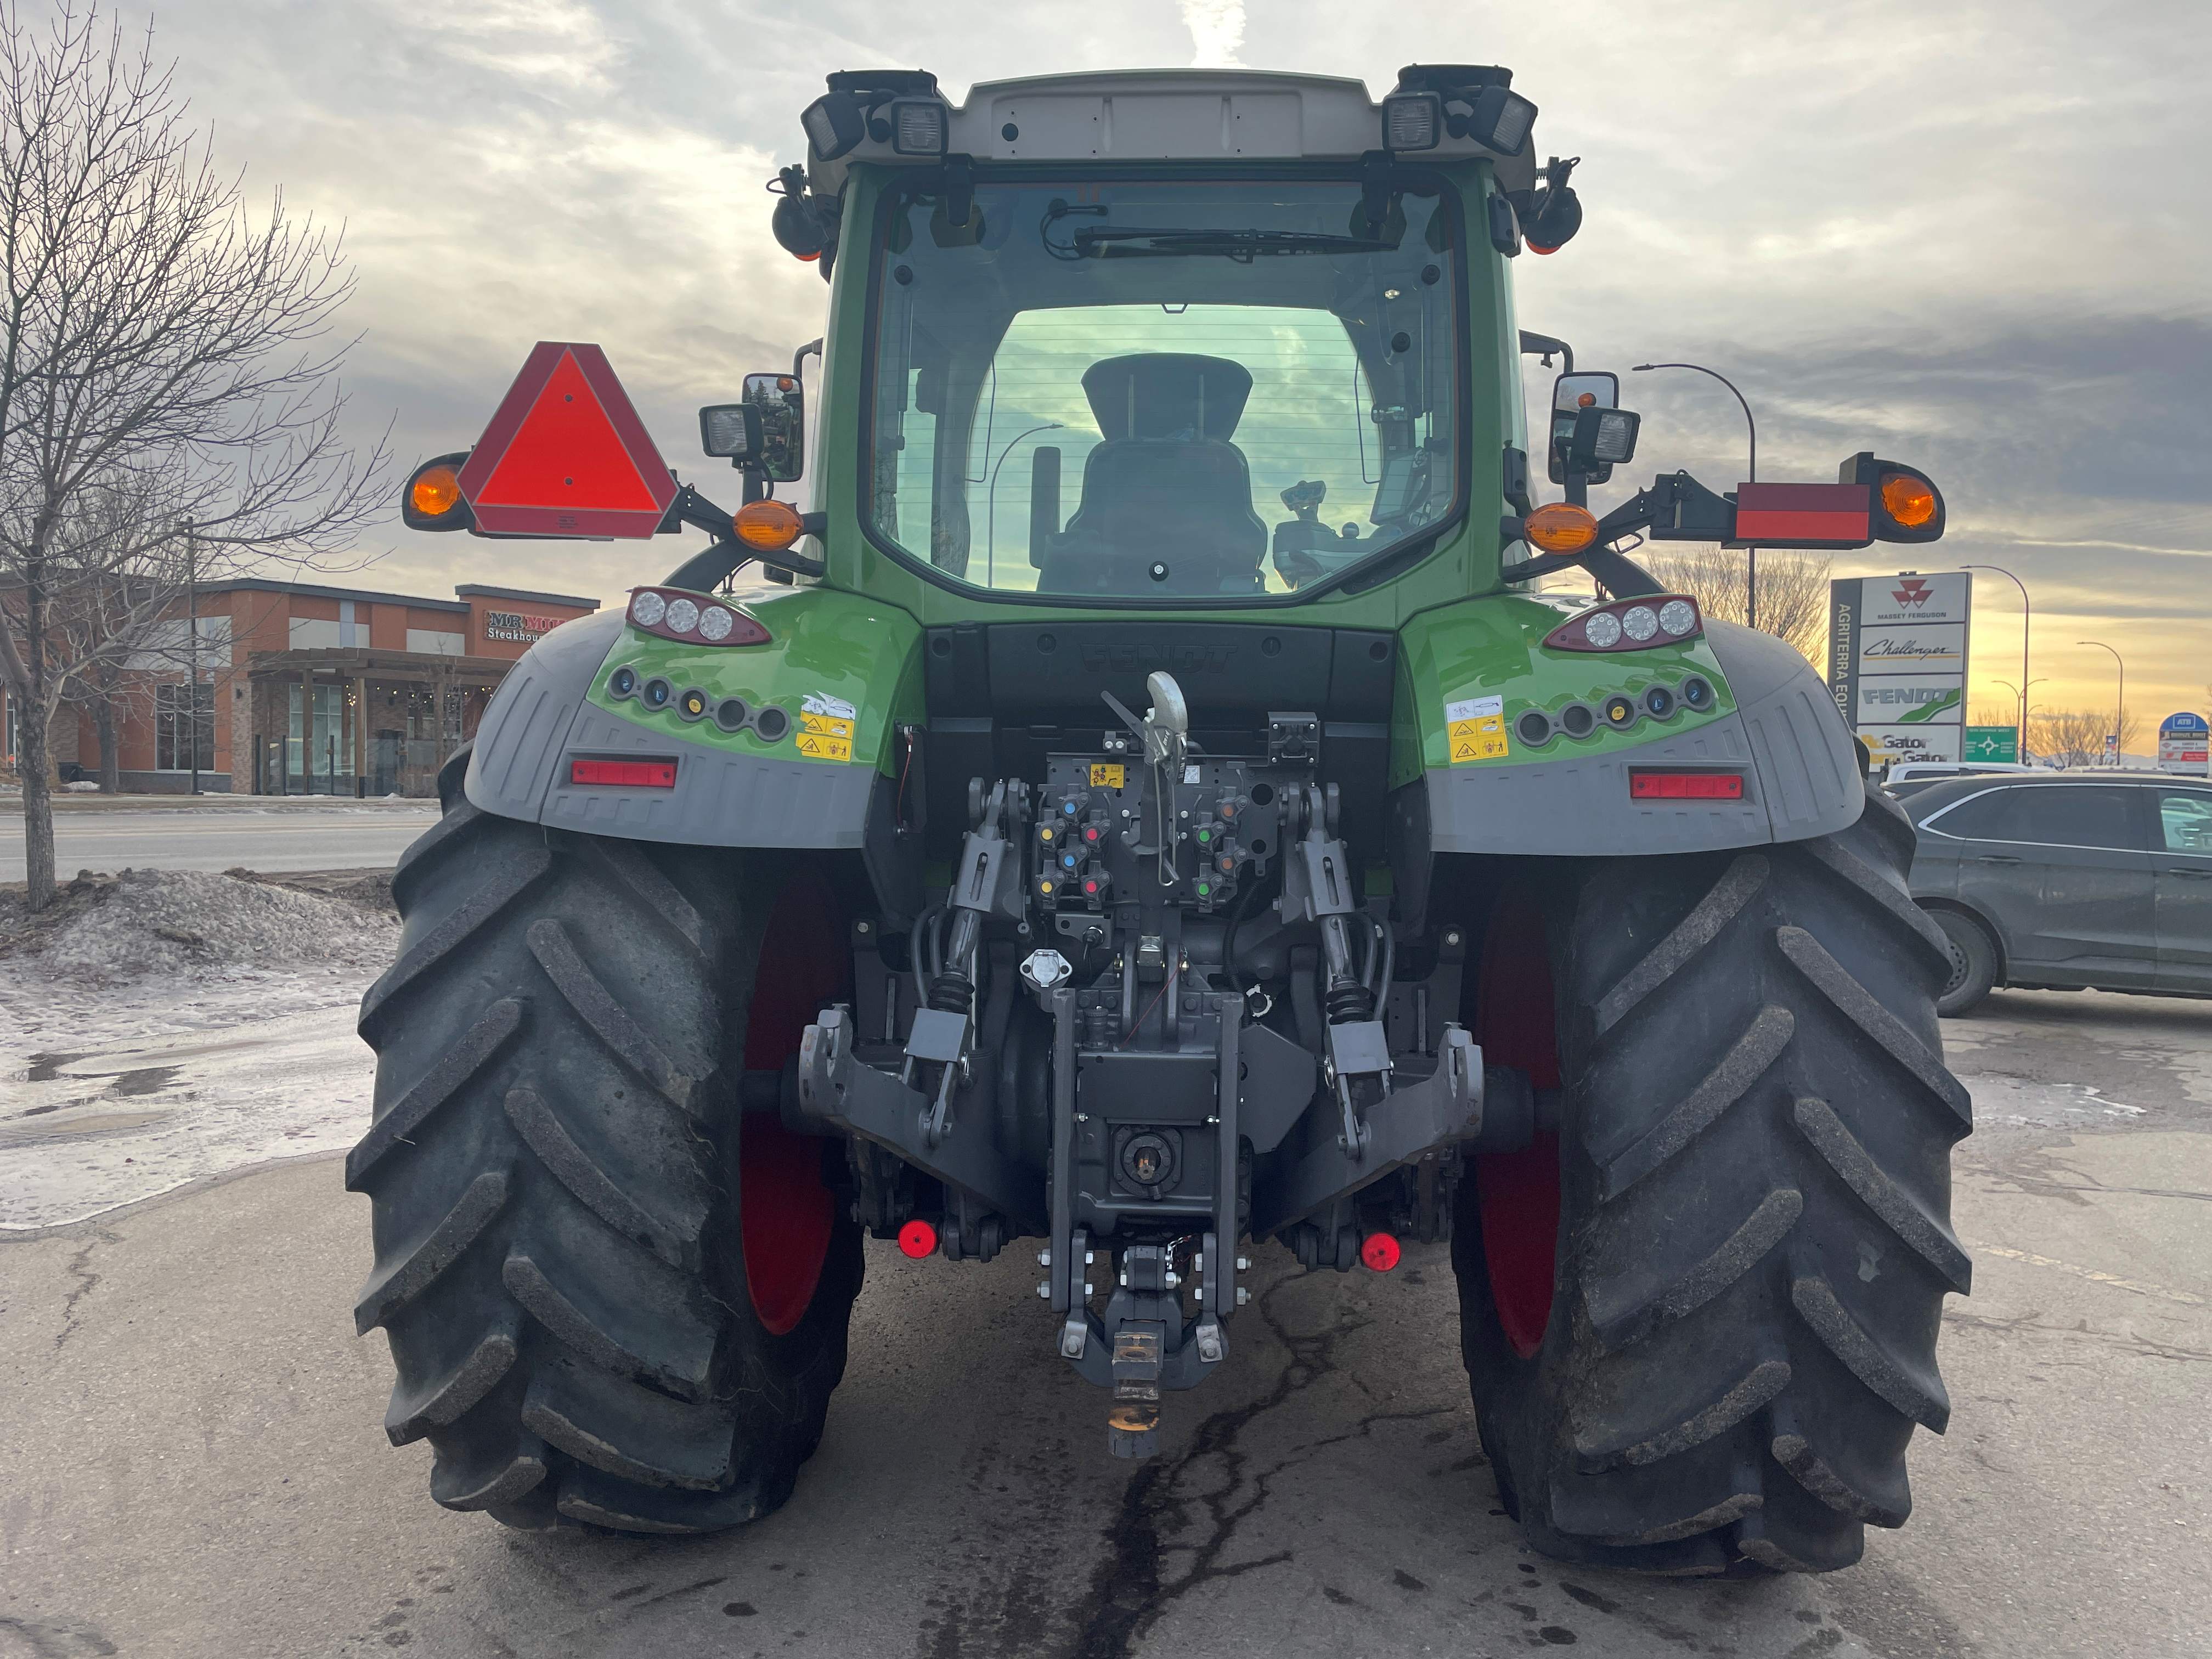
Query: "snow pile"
21 867 398 983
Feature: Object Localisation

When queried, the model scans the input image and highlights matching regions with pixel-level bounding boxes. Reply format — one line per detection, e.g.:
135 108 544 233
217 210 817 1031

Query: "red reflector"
1630 770 1745 800
1733 482 1870 545
1360 1232 1402 1272
569 758 677 788
897 1219 938 1260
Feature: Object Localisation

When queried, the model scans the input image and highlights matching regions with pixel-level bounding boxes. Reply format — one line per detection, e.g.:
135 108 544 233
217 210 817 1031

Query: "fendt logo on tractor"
369 63 1966 1573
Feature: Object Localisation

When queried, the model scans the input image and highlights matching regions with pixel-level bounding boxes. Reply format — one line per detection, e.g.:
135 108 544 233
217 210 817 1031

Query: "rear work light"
1630 770 1744 801
570 758 678 789
1382 93 1441 151
627 586 771 646
1545 595 1702 652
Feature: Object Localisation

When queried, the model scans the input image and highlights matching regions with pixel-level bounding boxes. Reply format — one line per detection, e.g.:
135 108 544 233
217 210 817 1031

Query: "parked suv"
1908 771 2212 1013
1883 759 2036 800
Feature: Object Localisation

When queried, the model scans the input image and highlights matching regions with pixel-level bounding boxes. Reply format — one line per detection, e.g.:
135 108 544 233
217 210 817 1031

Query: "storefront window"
155 682 216 771
286 683 353 788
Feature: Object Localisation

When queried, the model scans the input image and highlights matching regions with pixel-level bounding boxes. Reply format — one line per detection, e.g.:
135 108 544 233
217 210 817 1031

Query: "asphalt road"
3 988 2208 1659
0 805 439 881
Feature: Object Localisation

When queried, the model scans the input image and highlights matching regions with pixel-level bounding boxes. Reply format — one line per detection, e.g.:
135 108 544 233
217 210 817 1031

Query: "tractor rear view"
360 63 1969 1573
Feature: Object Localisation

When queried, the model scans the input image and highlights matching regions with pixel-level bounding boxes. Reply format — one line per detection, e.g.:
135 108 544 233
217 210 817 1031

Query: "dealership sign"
1827 572 1972 766
2161 711 2210 776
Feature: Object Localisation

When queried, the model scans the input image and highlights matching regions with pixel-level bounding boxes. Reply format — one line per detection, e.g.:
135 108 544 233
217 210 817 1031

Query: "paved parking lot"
2 987 2207 1658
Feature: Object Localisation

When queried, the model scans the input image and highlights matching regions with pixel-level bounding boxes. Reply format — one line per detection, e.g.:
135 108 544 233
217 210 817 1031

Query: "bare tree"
1642 544 1833 662
2028 708 2143 769
0 3 386 909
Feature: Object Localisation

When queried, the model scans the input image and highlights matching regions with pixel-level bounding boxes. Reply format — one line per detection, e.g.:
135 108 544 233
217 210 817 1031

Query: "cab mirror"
743 372 804 482
1549 370 1620 484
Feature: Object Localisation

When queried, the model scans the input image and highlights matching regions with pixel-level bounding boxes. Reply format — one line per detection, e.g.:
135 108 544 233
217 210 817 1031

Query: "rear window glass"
2159 791 2212 853
1927 785 2141 850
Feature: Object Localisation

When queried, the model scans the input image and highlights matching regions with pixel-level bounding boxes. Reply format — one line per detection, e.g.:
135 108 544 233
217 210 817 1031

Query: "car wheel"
1931 910 1997 1017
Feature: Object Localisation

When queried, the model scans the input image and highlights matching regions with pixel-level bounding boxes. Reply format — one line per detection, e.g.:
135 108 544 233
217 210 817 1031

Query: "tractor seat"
1037 353 1268 594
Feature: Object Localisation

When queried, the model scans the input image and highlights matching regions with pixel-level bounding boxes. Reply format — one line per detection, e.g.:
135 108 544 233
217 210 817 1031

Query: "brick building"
2 578 597 797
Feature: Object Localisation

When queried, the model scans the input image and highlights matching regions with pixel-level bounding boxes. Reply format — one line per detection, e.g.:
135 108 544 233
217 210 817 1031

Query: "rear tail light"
1360 1232 1403 1272
569 758 678 789
898 1218 939 1259
1630 770 1743 801
1546 595 1702 652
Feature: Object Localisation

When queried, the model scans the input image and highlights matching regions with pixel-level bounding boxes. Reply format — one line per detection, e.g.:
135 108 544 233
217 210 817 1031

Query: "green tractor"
359 64 1968 1573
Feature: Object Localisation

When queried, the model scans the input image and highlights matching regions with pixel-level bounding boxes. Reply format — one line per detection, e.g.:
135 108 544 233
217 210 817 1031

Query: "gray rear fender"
462 607 876 850
1424 619 1865 857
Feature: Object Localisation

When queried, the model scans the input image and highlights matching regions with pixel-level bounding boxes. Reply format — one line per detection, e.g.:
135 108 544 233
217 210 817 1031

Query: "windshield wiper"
1065 227 1396 263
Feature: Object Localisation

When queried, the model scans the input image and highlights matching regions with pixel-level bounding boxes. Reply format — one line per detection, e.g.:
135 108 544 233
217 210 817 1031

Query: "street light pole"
2078 640 2124 766
1633 362 1758 628
985 422 1065 585
183 517 199 796
1995 677 2046 763
1963 564 2032 765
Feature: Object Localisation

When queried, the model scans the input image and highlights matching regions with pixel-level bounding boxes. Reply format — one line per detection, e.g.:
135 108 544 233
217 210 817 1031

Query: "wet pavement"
1 987 2207 1658
1 804 438 881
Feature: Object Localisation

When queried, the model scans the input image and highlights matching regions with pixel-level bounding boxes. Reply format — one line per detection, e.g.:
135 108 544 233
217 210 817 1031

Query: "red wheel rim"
738 868 845 1336
1474 894 1562 1359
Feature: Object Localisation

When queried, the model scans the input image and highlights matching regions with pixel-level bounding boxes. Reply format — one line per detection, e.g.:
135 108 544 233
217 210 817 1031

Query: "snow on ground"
1 870 396 1231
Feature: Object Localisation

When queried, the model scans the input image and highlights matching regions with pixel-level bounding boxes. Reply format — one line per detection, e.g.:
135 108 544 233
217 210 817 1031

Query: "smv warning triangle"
456 342 678 539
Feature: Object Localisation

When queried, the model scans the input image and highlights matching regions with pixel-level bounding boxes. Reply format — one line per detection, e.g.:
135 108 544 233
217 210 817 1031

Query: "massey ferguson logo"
1891 578 1936 609
1080 643 1238 675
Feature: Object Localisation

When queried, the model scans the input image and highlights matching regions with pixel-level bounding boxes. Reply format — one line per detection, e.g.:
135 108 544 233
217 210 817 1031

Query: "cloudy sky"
124 0 2211 729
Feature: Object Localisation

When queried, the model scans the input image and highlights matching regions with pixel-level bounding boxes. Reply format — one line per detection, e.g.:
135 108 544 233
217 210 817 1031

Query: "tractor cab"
769 66 1546 602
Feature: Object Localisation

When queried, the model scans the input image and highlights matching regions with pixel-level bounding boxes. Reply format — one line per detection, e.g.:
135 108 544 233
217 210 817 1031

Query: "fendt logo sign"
484 610 561 645
1829 572 1973 765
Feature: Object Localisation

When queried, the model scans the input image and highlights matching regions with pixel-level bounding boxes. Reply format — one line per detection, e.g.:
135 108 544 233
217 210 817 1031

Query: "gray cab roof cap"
806 66 1539 190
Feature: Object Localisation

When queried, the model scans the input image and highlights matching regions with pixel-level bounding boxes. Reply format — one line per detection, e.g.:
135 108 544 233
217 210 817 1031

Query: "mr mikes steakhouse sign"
483 609 562 644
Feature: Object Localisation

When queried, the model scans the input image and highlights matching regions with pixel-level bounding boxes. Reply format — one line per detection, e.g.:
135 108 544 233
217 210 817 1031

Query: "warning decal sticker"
1090 763 1126 788
1445 695 1509 765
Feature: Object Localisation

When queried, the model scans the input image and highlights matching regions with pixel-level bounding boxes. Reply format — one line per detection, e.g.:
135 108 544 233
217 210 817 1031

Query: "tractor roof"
800 65 1541 190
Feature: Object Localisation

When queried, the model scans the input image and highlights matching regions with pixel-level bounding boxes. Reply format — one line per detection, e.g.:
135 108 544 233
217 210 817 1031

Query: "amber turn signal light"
401 452 475 532
1881 473 1937 528
410 465 461 517
734 499 804 551
1523 501 1600 555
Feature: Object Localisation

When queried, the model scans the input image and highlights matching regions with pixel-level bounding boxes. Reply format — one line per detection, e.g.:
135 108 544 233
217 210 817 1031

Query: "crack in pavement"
53 1231 116 1351
1944 1305 2212 1363
1059 1274 1458 1658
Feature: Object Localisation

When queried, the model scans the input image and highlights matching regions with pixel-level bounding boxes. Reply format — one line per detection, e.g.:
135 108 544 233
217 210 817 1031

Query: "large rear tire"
351 750 862 1533
1454 783 1972 1573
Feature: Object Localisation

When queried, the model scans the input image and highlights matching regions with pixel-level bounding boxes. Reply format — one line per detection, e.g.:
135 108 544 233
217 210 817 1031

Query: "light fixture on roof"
1381 93 1441 152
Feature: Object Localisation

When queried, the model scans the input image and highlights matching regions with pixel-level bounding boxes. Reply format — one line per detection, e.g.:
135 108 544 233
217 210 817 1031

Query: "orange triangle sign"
456 343 677 539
